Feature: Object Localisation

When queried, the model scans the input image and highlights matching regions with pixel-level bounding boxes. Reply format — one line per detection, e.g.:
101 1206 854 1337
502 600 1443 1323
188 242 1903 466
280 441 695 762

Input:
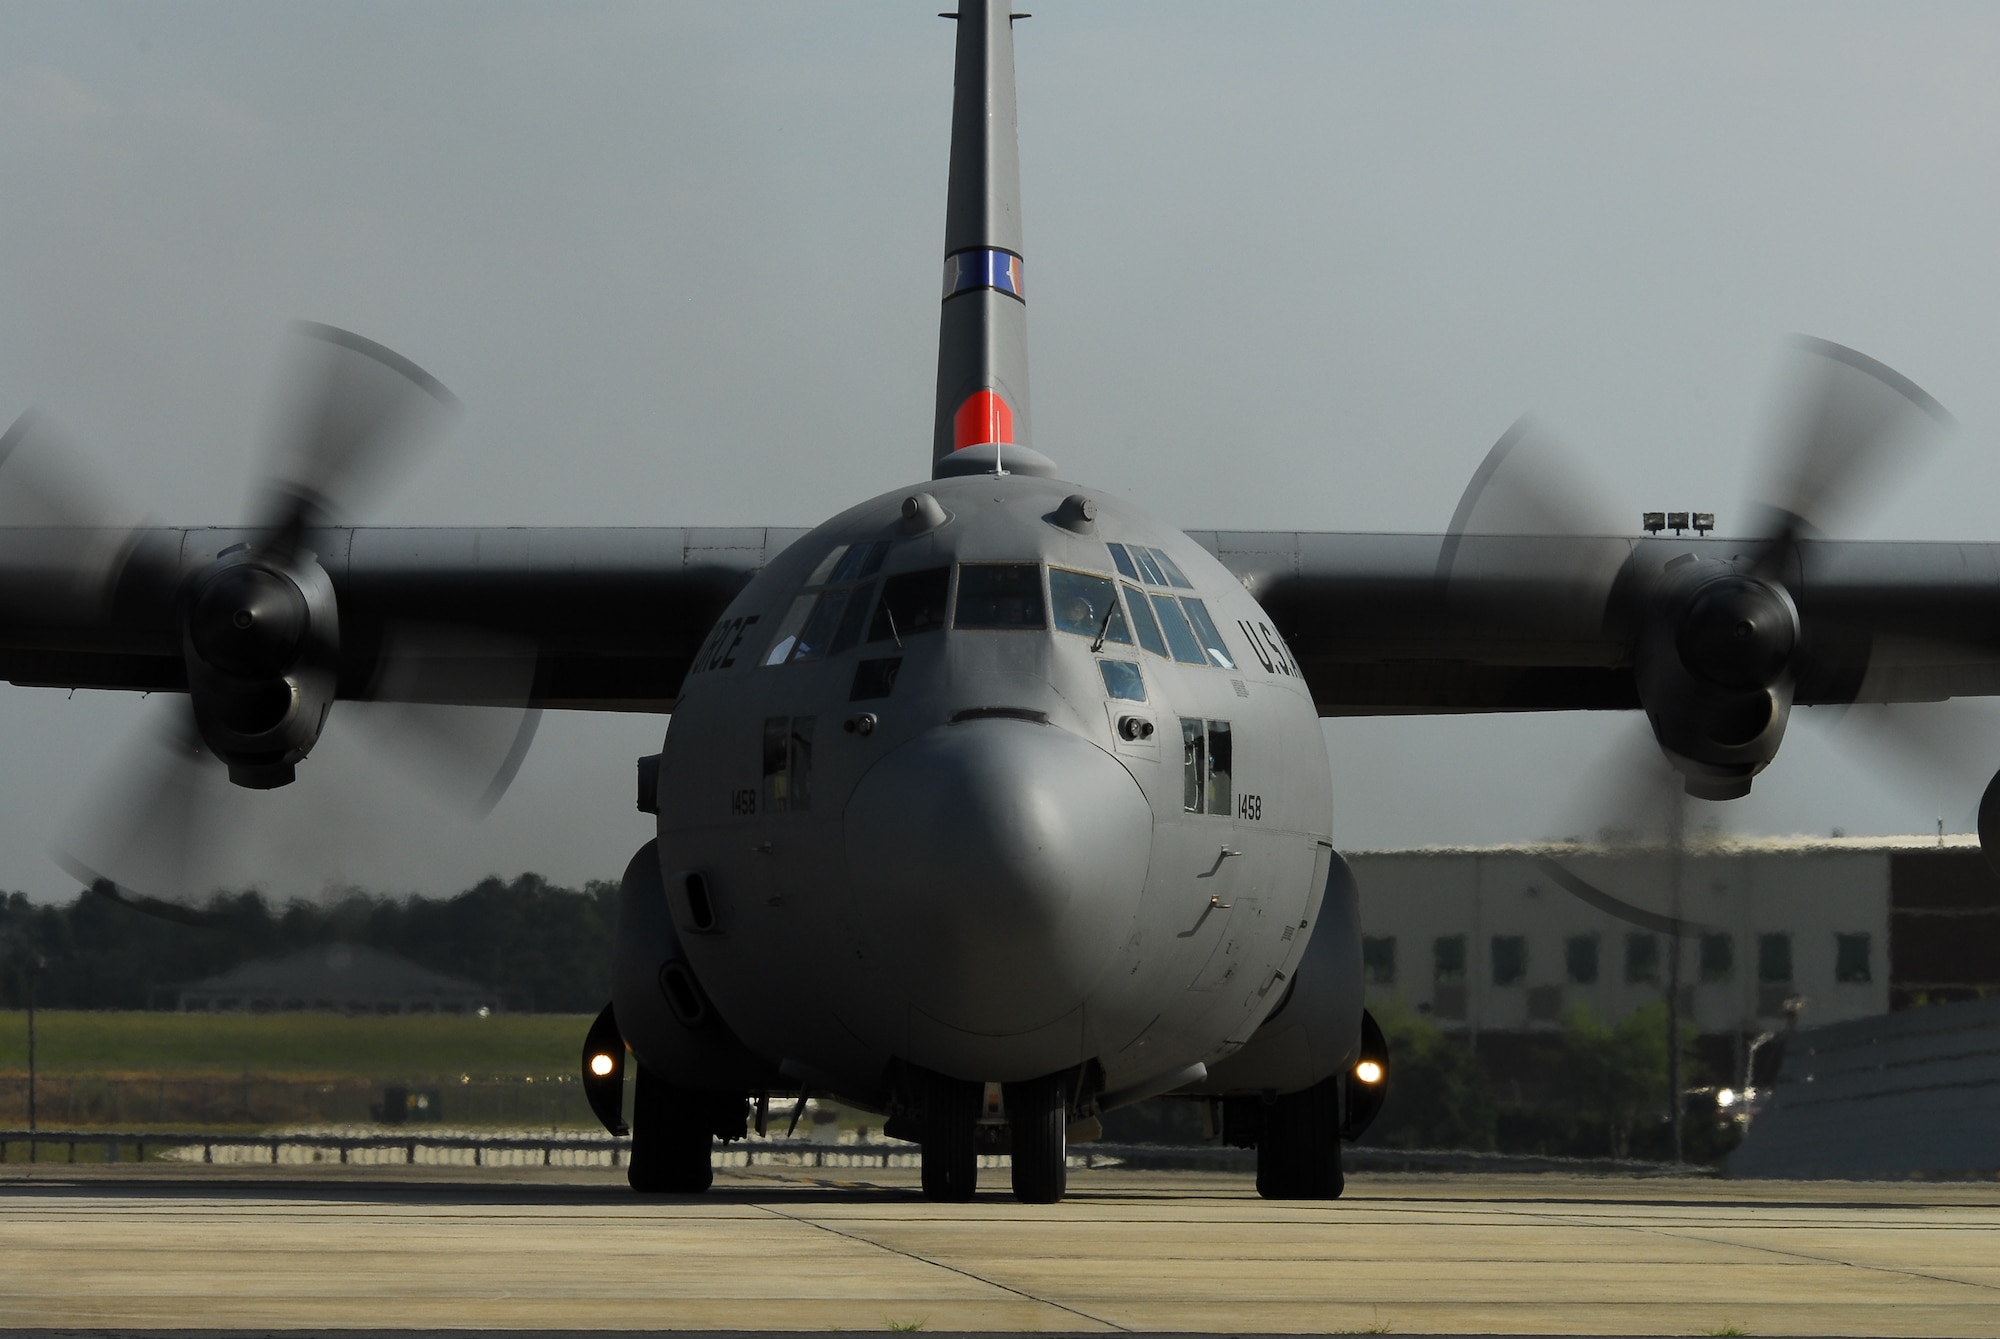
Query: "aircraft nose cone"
844 719 1152 1037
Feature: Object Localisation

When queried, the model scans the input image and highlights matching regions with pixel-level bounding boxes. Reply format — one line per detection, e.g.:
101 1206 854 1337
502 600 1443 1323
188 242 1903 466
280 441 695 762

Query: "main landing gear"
626 1063 746 1195
1253 1074 1345 1200
1244 1011 1391 1200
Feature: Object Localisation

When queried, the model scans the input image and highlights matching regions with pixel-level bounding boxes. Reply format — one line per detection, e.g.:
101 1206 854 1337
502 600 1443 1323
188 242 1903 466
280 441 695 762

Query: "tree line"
0 875 619 1014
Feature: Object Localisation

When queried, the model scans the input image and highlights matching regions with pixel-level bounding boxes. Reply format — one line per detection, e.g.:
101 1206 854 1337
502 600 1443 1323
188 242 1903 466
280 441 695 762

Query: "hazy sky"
5 2 2000 903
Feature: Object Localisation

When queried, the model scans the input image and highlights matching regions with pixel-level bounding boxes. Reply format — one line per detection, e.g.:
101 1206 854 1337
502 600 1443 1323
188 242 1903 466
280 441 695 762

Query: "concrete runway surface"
2 1162 1997 1335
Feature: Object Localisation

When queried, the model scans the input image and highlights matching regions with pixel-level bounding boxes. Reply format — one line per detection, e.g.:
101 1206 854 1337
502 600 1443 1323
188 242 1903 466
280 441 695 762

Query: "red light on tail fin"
953 390 1014 450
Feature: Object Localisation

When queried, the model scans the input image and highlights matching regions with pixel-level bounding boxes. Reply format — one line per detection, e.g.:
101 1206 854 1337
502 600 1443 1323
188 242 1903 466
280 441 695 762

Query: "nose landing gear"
1003 1072 1069 1204
916 1069 982 1202
906 1066 1078 1203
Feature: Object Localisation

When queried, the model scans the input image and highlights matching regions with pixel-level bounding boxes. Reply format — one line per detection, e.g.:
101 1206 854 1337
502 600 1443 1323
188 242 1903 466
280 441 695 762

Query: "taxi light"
589 1052 616 1078
1354 1059 1384 1085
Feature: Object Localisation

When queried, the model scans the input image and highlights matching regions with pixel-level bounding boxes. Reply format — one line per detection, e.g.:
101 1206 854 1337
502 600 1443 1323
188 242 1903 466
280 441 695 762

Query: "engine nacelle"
612 839 786 1091
1194 848 1365 1096
181 547 340 789
1635 558 1799 801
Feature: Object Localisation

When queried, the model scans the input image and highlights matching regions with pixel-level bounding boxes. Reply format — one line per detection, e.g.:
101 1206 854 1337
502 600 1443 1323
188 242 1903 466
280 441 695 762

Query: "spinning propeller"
0 324 541 919
1445 335 1956 808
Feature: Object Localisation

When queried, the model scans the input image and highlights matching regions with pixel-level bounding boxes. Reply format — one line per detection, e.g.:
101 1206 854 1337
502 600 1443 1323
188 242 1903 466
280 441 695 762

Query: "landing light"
1354 1060 1384 1085
1716 1087 1737 1108
589 1053 616 1078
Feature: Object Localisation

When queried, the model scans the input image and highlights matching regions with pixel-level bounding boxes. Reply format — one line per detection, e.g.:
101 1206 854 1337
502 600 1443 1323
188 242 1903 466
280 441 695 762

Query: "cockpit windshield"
1049 568 1132 644
870 566 952 641
954 563 1046 629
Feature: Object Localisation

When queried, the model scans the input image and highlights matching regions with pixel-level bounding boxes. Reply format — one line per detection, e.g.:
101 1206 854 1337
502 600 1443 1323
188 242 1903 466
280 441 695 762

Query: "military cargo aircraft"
2 4 1995 1204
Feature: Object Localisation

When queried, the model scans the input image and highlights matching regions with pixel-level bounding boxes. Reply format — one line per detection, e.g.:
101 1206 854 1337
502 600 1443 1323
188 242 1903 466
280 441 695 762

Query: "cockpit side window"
1148 547 1194 589
762 715 815 812
828 578 877 656
789 589 848 662
1099 660 1146 701
1181 717 1233 816
1125 583 1169 658
1108 539 1195 591
831 539 891 584
763 594 817 665
766 539 900 667
1178 597 1236 669
804 546 849 588
1049 568 1131 643
1181 718 1206 812
954 563 1046 629
868 566 952 642
1150 592 1208 665
1130 546 1169 587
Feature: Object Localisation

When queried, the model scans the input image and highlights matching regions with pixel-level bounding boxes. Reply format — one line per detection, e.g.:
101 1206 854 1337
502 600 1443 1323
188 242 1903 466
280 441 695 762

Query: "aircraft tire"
1005 1073 1068 1204
626 1063 715 1195
917 1071 981 1202
1255 1075 1345 1200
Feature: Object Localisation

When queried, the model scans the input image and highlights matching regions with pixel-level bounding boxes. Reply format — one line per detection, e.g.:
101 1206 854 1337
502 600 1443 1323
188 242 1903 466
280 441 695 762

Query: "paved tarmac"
2 1162 1998 1334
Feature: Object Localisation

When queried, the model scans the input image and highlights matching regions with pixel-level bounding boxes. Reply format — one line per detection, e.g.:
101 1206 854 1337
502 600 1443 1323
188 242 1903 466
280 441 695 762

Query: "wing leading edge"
0 525 808 712
9 523 2000 721
1197 531 2000 716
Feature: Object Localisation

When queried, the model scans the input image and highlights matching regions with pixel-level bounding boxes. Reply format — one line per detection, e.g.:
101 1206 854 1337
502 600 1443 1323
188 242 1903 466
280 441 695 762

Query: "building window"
1527 984 1564 1022
1434 934 1466 984
1835 932 1872 984
1625 933 1660 984
1699 933 1734 982
1363 936 1396 985
1491 935 1527 987
1757 932 1793 984
1565 935 1599 985
760 716 815 812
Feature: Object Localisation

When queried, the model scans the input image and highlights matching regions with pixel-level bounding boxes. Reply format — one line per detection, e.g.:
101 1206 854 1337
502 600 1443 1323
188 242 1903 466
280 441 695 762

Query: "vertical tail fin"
933 3 1034 471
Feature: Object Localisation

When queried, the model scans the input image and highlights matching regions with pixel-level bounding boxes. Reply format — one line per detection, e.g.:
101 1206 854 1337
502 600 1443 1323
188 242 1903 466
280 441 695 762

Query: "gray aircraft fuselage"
650 463 1333 1103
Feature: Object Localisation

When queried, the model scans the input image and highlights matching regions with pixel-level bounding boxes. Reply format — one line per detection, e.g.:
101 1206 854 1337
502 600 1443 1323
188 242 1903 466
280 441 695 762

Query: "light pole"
1665 789 1686 1166
26 951 43 1142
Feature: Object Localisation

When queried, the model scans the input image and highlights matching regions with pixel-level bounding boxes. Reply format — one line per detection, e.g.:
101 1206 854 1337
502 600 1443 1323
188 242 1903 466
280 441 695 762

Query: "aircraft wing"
0 525 808 712
1197 531 2000 717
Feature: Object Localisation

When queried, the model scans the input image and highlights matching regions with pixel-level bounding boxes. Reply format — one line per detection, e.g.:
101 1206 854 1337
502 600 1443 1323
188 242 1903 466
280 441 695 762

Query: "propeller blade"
1436 414 1621 579
0 410 153 625
51 701 231 921
1570 719 1696 853
1749 336 1953 574
344 623 544 817
1536 721 1724 937
253 322 459 557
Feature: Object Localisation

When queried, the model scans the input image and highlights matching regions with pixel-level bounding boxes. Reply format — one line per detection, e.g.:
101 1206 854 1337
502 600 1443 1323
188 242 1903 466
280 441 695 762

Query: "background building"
1349 837 2000 1086
176 943 501 1015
